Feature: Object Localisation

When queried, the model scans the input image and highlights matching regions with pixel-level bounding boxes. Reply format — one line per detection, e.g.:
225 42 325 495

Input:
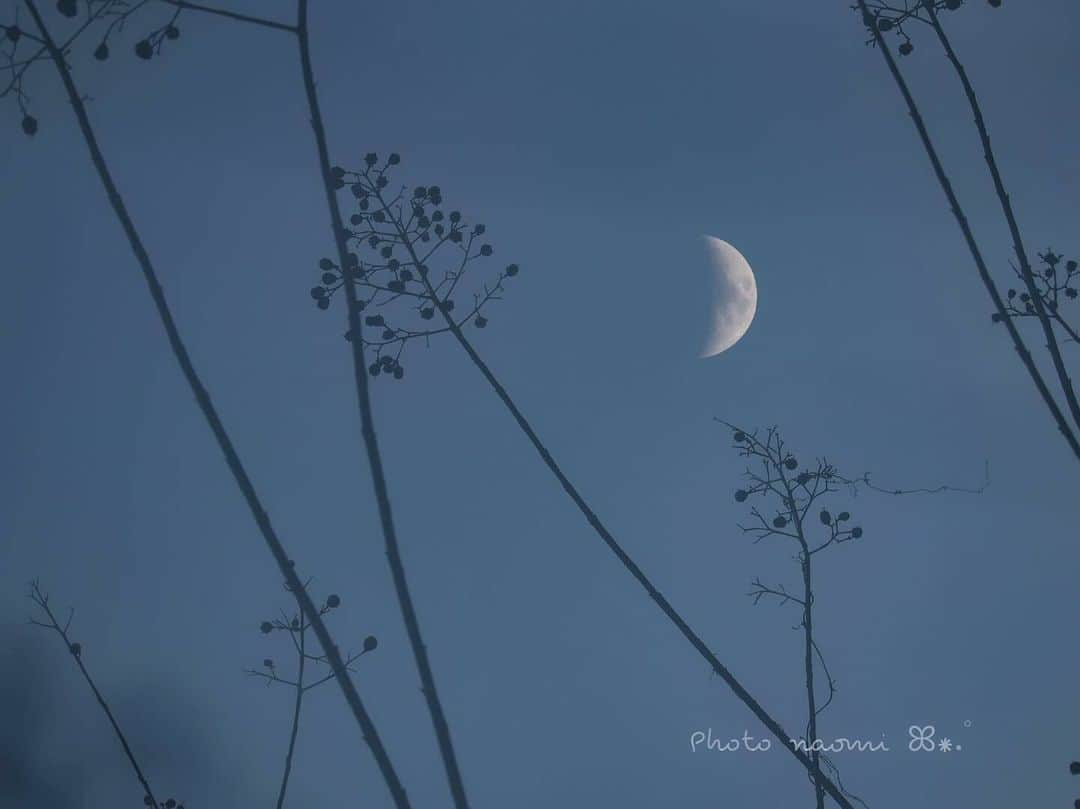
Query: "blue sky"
2 1 1078 807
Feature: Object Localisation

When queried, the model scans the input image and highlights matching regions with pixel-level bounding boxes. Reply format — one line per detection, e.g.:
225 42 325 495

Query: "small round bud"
475 315 488 328
773 516 787 529
263 658 273 668
4 26 20 42
784 457 798 470
363 635 378 652
260 621 274 634
94 42 109 60
899 41 914 56
733 430 746 442
851 526 864 539
820 509 832 526
165 25 180 40
319 258 334 270
326 593 341 608
69 642 82 657
135 39 153 60
505 263 519 277
57 0 78 18
388 153 401 165
877 17 894 31
364 153 378 167
479 244 493 256
734 489 748 502
21 115 38 136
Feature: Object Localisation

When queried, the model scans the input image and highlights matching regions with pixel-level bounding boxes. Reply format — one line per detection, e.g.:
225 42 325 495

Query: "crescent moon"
701 237 758 357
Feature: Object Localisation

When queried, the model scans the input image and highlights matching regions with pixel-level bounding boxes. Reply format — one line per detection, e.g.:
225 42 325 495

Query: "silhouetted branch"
834 459 989 498
1003 251 1080 346
853 0 1080 462
27 581 172 809
244 586 376 809
920 2 1080 436
318 164 858 808
21 5 410 807
293 4 469 806
159 0 295 33
724 422 867 809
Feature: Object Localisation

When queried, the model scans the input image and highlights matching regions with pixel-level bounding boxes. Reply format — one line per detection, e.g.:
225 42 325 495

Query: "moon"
701 237 758 357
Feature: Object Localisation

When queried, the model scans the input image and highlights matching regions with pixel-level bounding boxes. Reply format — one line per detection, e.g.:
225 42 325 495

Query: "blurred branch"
27 580 164 809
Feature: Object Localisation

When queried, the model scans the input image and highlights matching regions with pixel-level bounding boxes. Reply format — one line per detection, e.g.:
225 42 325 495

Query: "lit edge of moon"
701 236 758 358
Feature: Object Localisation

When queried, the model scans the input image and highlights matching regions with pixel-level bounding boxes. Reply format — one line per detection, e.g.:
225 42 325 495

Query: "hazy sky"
2 1 1078 807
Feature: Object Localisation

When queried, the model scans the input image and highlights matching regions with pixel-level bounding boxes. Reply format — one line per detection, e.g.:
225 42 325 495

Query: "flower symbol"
908 725 936 752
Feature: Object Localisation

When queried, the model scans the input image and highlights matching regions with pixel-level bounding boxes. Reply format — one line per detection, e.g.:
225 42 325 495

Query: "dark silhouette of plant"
27 580 185 809
725 425 870 809
15 5 412 807
854 0 1080 461
312 156 513 379
9 3 470 806
247 584 379 809
316 157 860 808
1002 250 1080 346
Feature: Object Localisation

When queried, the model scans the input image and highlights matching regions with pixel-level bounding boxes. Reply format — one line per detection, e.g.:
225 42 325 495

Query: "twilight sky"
2 1 1078 807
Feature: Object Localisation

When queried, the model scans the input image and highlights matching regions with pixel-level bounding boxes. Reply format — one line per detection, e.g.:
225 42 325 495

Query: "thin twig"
158 0 296 33
27 581 162 809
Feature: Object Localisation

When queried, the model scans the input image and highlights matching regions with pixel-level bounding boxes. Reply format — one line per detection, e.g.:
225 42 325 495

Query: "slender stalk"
159 0 297 33
922 3 1080 435
778 471 826 809
29 582 162 809
22 5 411 807
275 616 307 809
294 4 471 808
855 0 1080 462
384 200 857 809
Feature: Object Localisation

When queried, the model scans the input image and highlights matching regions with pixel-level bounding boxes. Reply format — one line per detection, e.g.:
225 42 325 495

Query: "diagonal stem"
30 582 162 809
386 210 857 809
922 3 1080 436
855 0 1080 462
275 611 307 809
294 4 471 808
22 4 411 807
159 0 296 32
